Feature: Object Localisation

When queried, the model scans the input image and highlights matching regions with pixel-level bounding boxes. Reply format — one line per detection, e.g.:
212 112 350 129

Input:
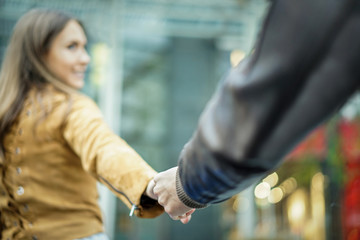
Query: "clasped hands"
146 167 195 224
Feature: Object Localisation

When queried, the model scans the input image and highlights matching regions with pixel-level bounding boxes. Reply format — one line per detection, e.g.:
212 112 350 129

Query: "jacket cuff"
176 168 208 209
136 194 164 218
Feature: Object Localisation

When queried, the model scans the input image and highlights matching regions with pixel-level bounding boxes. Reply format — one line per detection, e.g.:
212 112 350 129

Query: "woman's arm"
63 94 163 218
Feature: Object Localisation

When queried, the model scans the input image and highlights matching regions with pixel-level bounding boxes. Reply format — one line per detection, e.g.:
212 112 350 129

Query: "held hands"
146 167 195 224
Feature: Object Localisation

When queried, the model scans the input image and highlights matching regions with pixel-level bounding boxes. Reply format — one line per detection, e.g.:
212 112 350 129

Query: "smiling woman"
0 8 163 240
44 20 90 89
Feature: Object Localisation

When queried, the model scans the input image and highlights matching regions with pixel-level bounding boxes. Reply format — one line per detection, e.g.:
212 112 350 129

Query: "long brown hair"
0 9 82 157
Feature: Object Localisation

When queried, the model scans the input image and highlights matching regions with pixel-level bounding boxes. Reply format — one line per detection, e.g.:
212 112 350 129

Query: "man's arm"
153 0 360 216
176 0 360 208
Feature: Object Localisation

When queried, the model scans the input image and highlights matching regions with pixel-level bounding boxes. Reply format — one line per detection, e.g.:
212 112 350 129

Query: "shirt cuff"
175 168 208 209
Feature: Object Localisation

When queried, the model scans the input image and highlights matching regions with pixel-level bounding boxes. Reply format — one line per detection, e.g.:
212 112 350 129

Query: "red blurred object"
286 126 327 160
282 119 360 239
342 169 360 240
339 119 360 240
339 120 360 161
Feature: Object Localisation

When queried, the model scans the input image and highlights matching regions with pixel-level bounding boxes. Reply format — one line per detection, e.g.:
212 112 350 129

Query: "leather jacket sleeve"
176 0 360 208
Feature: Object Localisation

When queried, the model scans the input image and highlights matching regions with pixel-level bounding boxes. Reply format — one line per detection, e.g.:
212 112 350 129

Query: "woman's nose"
80 49 91 64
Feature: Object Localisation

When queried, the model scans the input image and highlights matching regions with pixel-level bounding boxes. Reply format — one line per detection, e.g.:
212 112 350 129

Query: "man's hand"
153 167 195 224
145 178 157 200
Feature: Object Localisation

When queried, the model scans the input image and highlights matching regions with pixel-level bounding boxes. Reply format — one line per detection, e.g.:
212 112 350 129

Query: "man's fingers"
152 188 159 198
180 215 192 224
186 209 195 216
152 184 162 197
157 197 167 207
145 179 157 200
178 214 187 219
151 167 194 223
169 213 180 220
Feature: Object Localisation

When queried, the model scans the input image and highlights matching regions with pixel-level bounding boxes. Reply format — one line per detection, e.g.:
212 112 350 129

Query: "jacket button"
23 204 29 212
15 148 20 155
17 186 24 195
16 167 22 175
18 128 23 136
26 110 31 116
32 235 38 240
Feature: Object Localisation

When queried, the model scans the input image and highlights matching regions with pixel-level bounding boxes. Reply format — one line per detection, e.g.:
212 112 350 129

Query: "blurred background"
1 0 360 239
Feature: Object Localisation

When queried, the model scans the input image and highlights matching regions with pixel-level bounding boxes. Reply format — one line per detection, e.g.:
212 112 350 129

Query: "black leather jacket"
176 0 360 208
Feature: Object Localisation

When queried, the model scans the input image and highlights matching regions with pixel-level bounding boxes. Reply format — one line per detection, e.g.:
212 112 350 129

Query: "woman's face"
44 20 90 89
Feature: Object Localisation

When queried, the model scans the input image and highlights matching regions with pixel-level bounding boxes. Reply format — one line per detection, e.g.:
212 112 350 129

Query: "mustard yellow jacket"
0 87 163 240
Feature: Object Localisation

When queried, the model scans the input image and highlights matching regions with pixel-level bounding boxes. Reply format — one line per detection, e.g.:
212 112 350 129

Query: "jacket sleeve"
62 94 163 218
176 0 360 208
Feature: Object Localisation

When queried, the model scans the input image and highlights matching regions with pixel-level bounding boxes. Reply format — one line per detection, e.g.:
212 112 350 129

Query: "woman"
0 9 164 240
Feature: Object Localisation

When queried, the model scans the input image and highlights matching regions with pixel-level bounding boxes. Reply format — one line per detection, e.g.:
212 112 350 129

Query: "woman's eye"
67 43 77 50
